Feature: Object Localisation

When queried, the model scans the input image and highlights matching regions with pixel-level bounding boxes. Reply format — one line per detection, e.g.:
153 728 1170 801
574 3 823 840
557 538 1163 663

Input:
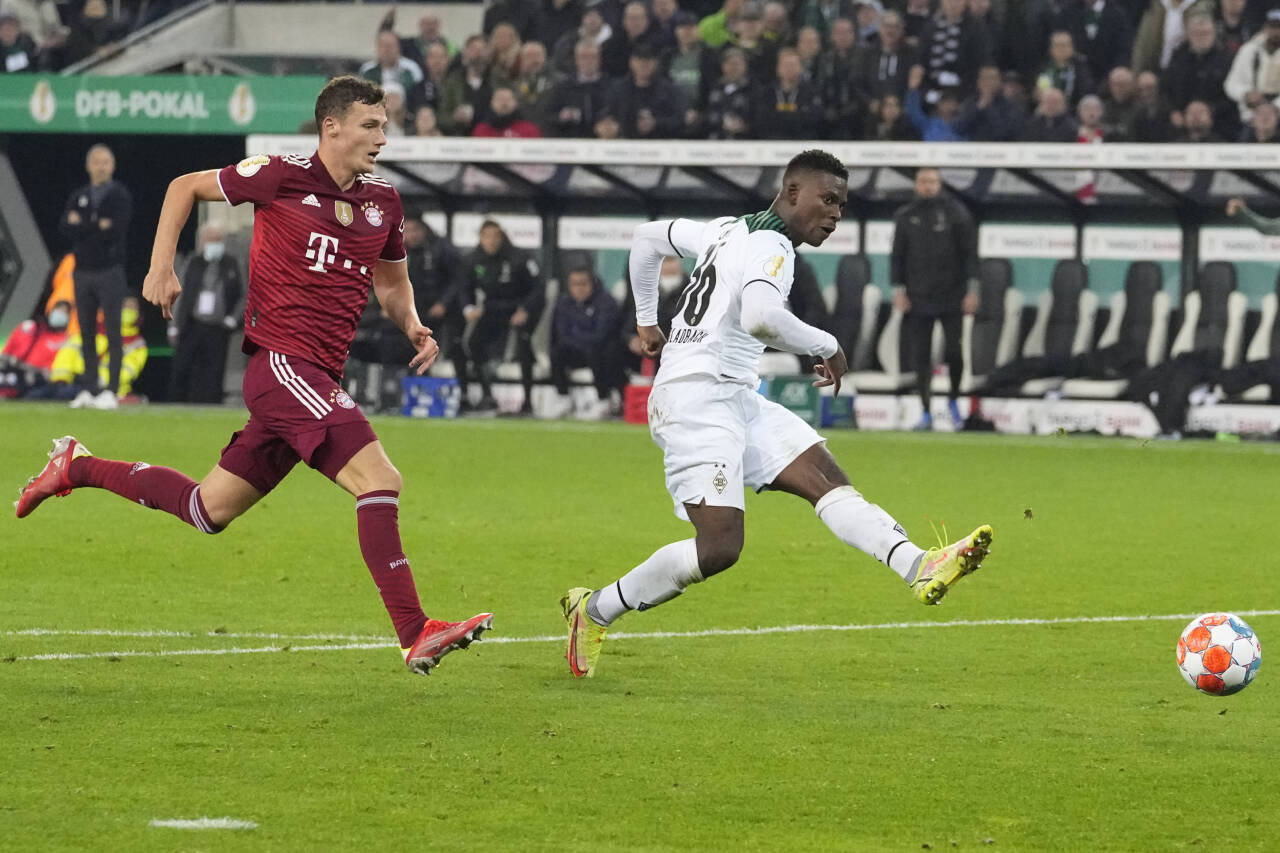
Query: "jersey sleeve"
216 154 286 207
741 231 795 300
379 191 407 262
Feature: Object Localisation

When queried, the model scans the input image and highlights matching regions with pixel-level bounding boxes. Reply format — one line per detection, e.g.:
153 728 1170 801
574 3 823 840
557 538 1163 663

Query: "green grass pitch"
2 404 1277 851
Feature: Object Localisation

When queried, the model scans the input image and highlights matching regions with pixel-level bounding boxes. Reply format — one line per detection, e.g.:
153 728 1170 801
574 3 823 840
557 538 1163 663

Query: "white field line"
8 609 1279 663
149 817 258 830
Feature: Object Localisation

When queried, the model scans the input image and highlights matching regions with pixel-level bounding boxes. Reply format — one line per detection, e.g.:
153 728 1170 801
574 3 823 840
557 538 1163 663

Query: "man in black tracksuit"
890 167 979 430
61 143 132 408
462 220 544 413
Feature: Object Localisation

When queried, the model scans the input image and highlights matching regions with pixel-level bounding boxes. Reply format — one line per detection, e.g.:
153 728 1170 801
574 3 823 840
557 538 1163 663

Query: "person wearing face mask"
167 224 244 404
619 255 686 375
47 296 149 401
0 300 72 398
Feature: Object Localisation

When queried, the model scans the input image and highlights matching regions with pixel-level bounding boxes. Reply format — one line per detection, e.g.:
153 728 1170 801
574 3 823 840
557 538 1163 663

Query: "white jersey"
656 212 797 388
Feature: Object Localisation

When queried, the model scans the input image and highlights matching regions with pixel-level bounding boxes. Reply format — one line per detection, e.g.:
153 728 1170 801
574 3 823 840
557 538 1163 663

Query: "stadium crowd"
3 0 1280 143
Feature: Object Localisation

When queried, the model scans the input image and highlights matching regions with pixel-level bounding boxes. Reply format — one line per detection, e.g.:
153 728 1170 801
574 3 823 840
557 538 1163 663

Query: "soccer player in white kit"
561 150 994 678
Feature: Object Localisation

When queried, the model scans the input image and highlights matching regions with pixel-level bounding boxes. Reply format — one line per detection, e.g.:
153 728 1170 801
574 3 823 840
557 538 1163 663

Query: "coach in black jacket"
890 167 979 430
61 143 132 407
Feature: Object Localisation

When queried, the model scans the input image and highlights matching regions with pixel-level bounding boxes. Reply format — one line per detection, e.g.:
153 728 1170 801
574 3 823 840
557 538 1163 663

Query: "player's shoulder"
744 226 794 258
354 172 402 204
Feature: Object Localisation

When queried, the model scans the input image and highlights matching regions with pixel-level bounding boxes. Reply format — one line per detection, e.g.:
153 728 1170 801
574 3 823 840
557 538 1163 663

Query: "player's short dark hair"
314 75 385 130
783 149 848 183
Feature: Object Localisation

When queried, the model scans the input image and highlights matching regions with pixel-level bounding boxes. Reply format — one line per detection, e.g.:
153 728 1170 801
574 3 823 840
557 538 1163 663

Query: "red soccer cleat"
15 436 92 519
401 613 493 675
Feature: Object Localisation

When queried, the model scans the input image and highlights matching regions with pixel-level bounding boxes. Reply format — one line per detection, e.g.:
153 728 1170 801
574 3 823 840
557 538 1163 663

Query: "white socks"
815 486 924 581
589 538 702 625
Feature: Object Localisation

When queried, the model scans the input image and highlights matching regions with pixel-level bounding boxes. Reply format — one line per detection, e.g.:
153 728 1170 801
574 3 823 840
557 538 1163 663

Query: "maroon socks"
356 490 427 647
69 457 221 533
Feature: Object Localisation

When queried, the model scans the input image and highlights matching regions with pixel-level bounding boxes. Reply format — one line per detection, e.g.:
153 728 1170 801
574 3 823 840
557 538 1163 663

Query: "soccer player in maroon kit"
15 77 492 676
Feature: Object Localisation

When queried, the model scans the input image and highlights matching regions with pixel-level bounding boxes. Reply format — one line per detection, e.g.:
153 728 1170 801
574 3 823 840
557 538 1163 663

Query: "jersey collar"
741 209 790 238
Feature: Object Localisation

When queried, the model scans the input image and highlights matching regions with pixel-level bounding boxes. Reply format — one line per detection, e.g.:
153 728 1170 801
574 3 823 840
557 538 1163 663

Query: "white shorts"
648 377 825 520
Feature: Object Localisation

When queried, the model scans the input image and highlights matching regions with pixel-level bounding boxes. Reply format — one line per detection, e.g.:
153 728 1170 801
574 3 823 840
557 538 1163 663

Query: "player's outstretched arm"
740 281 845 393
143 169 225 320
373 259 438 375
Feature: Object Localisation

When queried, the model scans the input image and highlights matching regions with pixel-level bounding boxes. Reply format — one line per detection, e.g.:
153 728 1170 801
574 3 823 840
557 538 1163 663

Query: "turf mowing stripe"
149 817 258 830
10 609 1280 662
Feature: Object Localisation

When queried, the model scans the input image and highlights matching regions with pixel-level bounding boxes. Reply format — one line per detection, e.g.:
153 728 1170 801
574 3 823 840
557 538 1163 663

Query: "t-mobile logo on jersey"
305 232 340 272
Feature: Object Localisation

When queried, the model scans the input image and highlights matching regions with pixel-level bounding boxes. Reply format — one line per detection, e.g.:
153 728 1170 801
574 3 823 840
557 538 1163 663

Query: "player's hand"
636 324 666 358
963 290 980 315
813 346 848 396
1226 197 1245 217
142 267 182 320
893 289 911 314
407 322 439 375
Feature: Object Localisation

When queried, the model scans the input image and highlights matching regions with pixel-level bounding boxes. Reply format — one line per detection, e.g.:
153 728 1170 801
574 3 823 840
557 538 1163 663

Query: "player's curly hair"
314 76 385 130
783 149 849 182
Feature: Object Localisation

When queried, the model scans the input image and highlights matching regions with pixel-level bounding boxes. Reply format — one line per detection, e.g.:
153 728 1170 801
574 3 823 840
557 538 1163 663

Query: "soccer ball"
1176 613 1261 696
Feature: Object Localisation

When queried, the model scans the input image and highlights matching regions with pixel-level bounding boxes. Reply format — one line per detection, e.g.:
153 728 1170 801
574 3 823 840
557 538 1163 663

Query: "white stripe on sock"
355 496 399 510
189 486 212 533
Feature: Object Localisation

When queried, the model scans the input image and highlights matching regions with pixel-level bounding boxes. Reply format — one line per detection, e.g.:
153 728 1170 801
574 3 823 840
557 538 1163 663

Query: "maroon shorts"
218 349 378 494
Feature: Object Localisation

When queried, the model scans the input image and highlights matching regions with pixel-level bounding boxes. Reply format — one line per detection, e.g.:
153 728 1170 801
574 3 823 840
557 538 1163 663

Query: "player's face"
328 101 389 176
791 172 847 248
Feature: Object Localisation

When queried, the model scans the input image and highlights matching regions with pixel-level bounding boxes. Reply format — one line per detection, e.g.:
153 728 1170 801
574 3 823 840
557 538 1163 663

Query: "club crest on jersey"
361 201 384 227
334 200 354 227
236 154 270 177
764 255 784 277
330 389 357 409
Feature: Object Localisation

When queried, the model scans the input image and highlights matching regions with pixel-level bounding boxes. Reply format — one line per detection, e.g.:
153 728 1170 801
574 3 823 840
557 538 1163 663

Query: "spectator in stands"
543 39 608 137
1054 0 1133 82
5 0 66 62
1225 10 1280 130
906 65 966 140
764 47 824 138
418 42 450 118
920 0 991 104
857 10 915 104
63 0 126 67
957 63 1024 140
474 86 543 137
551 7 610 76
795 25 823 79
383 83 409 136
1240 100 1280 142
1217 0 1253 57
650 0 680 50
514 41 554 119
1166 13 1234 136
380 8 454 70
61 143 130 411
1 11 38 72
892 167 979 432
704 46 760 138
1077 93 1106 141
901 0 931 48
461 220 544 415
1037 30 1096 108
168 224 242 404
414 106 442 137
1019 85 1078 140
550 265 624 419
667 11 719 123
856 0 884 45
1130 69 1175 140
603 1 653 77
801 0 857 45
488 22 522 86
700 0 746 49
1131 0 1211 73
763 1 793 48
1100 65 1138 138
604 41 684 138
866 92 921 139
1001 70 1033 116
1175 98 1222 140
484 0 542 41
361 30 426 114
817 16 864 137
0 299 70 399
440 34 494 135
536 0 584 53
729 2 776 84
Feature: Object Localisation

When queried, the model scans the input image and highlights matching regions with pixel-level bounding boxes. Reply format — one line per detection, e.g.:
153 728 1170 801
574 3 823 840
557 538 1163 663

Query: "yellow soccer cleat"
561 587 608 678
911 524 994 605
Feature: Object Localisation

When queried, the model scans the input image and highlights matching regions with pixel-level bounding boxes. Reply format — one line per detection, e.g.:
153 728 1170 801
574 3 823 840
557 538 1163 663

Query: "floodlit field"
2 404 1277 852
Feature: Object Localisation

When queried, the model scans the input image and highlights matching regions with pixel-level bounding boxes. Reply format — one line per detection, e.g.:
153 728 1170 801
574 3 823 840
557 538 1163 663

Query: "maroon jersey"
216 151 406 378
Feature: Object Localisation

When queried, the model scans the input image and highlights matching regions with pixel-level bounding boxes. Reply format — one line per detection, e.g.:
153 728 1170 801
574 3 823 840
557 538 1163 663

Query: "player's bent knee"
697 542 742 577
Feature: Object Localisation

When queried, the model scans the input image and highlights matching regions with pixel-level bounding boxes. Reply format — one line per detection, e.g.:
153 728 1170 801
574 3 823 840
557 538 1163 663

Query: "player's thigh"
648 381 749 521
334 440 401 497
743 395 837 501
768 442 851 505
199 464 267 527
